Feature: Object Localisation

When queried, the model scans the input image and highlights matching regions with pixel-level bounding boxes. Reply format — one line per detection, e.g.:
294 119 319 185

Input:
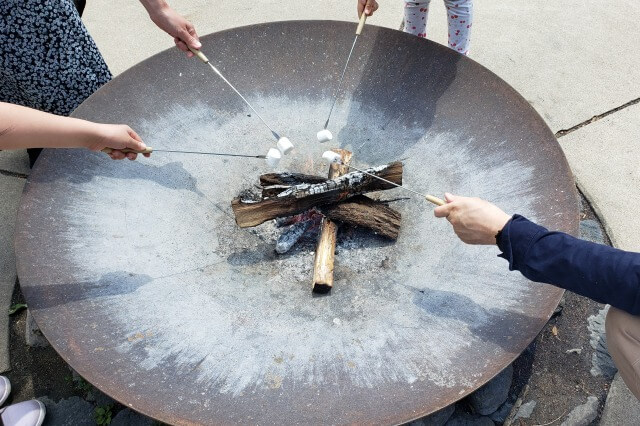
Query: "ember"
231 149 402 292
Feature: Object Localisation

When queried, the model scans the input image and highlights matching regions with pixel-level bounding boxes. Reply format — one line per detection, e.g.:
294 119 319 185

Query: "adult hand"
358 0 379 17
145 2 201 58
433 193 511 245
88 124 149 161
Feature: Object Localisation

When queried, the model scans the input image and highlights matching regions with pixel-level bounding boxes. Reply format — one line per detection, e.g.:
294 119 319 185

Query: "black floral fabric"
0 0 112 116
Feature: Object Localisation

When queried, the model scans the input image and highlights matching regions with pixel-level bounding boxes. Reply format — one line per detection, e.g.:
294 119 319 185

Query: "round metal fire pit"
15 21 578 425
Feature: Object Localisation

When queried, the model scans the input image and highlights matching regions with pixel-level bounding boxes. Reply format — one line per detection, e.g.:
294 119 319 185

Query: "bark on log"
231 162 403 228
321 195 401 240
312 149 352 293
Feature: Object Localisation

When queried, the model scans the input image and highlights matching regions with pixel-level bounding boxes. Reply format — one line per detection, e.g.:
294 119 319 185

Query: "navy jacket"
497 215 640 315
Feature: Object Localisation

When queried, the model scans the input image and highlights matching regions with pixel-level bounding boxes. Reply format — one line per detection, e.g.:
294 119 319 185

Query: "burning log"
231 161 403 228
313 149 352 293
321 195 401 240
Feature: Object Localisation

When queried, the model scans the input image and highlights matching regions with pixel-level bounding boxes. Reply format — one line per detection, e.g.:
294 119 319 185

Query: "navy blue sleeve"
497 215 640 315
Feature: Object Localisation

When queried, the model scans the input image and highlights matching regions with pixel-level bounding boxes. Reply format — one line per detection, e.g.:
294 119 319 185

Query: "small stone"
579 219 605 244
409 404 455 426
111 408 154 426
40 396 94 426
26 309 50 347
489 401 513 423
468 364 513 415
560 396 599 426
444 407 494 426
588 306 617 378
514 400 536 420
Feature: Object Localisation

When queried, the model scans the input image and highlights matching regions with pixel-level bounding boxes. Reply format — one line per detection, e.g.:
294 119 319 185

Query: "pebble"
560 396 599 426
587 305 617 378
25 309 49 348
444 407 494 426
489 401 513 424
514 400 536 420
39 396 94 426
409 404 455 426
468 364 513 415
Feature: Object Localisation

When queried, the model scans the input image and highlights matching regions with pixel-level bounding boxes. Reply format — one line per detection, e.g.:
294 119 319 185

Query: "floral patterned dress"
0 0 111 116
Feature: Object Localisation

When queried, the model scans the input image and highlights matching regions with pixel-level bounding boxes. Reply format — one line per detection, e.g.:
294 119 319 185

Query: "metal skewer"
101 147 266 159
188 47 281 141
340 162 445 206
322 13 368 131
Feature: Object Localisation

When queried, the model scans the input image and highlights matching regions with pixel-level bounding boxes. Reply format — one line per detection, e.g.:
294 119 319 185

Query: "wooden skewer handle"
356 13 367 35
425 194 446 206
188 47 209 63
101 147 153 154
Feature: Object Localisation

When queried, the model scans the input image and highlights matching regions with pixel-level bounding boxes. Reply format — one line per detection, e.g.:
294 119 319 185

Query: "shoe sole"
35 399 46 426
0 376 10 406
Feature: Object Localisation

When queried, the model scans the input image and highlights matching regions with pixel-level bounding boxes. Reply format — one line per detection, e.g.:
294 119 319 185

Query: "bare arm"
0 102 147 160
139 0 201 58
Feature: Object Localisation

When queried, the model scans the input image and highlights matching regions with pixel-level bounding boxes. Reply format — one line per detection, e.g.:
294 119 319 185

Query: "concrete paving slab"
82 0 403 76
0 150 30 176
0 175 26 372
424 0 640 132
83 1 640 132
559 102 640 252
600 373 640 426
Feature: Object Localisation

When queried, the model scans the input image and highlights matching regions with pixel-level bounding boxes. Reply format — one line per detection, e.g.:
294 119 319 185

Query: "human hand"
147 3 201 58
433 193 511 245
88 124 149 161
358 0 379 17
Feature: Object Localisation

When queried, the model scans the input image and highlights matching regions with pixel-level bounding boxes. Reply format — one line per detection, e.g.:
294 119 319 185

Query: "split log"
321 195 401 240
313 149 352 293
231 162 403 228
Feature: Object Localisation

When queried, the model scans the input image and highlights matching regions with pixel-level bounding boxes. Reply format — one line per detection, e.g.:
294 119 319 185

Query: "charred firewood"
231 162 403 228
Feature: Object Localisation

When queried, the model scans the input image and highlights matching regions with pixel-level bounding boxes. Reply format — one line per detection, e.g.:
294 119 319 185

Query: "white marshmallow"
322 151 342 164
266 148 282 168
317 129 333 143
277 137 294 155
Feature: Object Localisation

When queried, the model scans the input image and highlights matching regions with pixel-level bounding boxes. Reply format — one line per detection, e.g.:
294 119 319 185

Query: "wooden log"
259 172 327 187
231 162 403 228
321 195 401 240
312 149 352 293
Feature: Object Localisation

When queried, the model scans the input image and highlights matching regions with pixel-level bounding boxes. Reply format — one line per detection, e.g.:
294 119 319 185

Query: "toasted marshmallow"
317 129 333 143
277 137 294 155
266 148 282 168
322 150 342 164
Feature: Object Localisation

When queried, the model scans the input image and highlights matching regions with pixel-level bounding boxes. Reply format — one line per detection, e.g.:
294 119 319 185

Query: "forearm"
138 0 169 17
0 102 102 150
499 215 640 315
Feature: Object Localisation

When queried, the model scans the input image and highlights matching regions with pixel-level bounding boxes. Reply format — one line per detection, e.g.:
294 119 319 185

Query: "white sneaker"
0 376 10 405
0 400 46 426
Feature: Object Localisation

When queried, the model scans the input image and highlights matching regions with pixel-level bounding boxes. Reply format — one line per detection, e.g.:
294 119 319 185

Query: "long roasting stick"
312 149 352 293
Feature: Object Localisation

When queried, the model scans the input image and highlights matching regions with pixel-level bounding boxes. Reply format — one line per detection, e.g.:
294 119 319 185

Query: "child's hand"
433 193 511 245
358 0 379 17
89 124 149 161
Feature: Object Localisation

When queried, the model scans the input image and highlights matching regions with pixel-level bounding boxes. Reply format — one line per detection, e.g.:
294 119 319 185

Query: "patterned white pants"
403 0 473 55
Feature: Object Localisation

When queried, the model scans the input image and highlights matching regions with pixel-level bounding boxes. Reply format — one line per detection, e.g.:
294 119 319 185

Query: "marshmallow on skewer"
317 129 333 143
266 148 282 168
277 137 294 155
322 150 343 164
